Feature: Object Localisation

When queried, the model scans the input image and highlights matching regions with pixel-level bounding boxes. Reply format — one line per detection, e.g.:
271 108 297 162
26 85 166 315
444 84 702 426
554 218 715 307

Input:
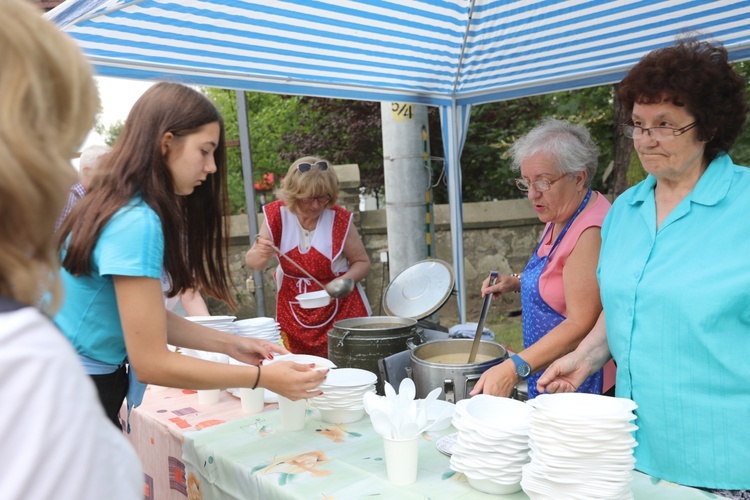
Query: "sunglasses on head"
296 161 330 173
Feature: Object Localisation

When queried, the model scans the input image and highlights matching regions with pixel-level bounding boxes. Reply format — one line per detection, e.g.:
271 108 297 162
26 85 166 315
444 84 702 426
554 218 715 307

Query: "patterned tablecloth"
120 386 278 499
180 407 720 500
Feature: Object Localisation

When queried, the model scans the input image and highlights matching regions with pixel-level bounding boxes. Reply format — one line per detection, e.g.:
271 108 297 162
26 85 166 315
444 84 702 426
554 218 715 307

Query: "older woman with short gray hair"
472 118 611 400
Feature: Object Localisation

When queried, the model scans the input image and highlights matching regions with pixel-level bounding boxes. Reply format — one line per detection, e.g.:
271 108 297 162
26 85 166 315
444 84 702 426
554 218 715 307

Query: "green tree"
279 98 384 195
203 61 750 214
203 89 305 213
94 118 124 147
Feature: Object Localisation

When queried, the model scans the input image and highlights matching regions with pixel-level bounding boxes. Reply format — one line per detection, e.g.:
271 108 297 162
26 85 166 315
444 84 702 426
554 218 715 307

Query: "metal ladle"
257 236 355 298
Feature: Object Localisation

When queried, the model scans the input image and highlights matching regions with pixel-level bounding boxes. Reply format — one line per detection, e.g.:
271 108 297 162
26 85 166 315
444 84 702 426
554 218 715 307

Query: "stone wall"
212 164 547 323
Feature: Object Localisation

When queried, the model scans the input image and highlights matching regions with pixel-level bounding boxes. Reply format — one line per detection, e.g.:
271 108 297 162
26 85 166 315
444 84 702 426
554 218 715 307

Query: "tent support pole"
235 90 266 317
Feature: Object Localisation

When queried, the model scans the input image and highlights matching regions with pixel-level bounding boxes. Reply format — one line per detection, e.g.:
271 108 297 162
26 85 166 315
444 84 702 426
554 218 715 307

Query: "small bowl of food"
296 290 331 309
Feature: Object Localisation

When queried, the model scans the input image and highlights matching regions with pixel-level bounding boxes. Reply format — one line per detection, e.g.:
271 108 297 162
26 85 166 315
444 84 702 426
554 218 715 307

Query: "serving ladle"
256 236 355 298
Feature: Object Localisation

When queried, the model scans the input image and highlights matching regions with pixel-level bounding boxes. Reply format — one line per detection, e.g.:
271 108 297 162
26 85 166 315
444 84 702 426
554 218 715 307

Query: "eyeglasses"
296 161 330 173
300 194 332 205
621 122 697 141
514 173 569 192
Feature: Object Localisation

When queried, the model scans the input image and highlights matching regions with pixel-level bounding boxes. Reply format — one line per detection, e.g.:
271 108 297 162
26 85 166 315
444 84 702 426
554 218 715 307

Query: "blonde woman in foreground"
0 1 141 498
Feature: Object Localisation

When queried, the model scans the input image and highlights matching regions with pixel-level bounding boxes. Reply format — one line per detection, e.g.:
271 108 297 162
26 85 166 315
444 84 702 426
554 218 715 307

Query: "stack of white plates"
522 393 638 500
310 368 377 424
232 317 281 343
185 315 237 333
450 395 532 495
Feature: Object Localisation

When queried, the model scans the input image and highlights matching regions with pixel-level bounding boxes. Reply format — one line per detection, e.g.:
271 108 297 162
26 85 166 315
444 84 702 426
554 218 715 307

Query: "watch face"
512 355 531 379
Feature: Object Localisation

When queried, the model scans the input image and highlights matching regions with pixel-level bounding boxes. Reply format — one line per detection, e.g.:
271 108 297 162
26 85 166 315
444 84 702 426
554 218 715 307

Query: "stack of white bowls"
450 394 533 495
310 368 377 424
185 315 237 333
232 317 281 344
522 393 638 500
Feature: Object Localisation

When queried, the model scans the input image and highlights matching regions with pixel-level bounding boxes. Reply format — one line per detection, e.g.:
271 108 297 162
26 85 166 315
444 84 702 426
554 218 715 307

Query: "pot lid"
383 259 454 320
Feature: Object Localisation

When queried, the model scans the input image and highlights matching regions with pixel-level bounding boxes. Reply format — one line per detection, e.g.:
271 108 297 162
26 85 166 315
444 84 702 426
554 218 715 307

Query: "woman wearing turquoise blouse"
55 83 326 428
538 39 750 497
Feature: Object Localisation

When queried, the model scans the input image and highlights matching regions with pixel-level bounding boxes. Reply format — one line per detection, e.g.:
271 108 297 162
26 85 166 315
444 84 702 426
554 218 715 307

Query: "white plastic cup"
197 389 220 405
277 396 307 431
239 387 265 414
383 436 420 485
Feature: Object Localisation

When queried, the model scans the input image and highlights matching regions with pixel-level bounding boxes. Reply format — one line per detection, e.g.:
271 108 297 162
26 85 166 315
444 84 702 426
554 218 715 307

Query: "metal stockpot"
409 339 508 403
328 316 419 394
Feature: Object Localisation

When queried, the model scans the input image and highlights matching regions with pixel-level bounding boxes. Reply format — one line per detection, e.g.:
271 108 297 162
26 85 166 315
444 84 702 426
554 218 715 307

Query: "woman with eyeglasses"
470 118 612 400
55 85 327 429
245 156 371 358
538 39 750 497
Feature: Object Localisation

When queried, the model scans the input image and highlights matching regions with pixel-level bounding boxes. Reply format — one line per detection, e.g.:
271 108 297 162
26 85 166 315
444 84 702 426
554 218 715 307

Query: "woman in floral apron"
246 157 371 358
470 118 612 399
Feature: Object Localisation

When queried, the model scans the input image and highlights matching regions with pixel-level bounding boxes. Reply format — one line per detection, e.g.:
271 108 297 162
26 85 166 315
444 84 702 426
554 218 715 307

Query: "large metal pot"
328 316 419 394
410 339 508 403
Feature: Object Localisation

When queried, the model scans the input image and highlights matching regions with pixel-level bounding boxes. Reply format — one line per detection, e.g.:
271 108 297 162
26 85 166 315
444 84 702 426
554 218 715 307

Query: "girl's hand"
228 337 289 365
259 361 328 400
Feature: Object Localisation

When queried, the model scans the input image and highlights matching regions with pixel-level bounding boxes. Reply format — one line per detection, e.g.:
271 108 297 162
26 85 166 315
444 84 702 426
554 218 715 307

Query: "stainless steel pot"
328 316 419 394
409 339 508 403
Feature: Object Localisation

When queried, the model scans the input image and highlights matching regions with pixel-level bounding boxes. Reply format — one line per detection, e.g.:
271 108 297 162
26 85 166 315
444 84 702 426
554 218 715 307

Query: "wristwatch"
510 354 532 380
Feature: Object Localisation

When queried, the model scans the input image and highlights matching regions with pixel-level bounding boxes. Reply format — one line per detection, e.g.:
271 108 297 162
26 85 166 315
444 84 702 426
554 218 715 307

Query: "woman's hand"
469 359 518 397
536 311 612 394
481 273 520 299
535 352 591 394
259 361 328 400
245 227 276 270
250 235 275 259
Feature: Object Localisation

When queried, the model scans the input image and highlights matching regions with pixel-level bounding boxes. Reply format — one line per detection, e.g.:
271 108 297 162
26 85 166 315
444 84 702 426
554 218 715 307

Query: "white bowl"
184 315 236 323
467 476 522 495
528 393 637 420
233 317 277 328
296 290 331 309
269 353 336 370
323 368 378 387
425 399 455 431
319 407 365 424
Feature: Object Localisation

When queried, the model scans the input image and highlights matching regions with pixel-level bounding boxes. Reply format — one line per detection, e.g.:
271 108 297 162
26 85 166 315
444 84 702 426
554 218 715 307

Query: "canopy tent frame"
47 0 750 322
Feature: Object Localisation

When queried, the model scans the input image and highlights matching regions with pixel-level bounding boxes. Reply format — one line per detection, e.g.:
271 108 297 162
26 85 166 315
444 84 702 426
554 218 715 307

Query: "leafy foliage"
94 119 124 147
196 61 750 214
203 89 305 213
278 98 384 194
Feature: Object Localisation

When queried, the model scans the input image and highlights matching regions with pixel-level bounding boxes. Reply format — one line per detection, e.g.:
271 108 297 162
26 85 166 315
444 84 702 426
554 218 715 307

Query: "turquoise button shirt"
598 154 750 489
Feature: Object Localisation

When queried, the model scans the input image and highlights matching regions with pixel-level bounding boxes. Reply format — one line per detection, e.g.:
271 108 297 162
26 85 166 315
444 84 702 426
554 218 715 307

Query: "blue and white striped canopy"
48 0 750 107
46 0 750 321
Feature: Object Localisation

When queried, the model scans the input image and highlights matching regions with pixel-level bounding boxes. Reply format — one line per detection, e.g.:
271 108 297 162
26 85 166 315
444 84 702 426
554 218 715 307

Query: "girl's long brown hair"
58 82 236 308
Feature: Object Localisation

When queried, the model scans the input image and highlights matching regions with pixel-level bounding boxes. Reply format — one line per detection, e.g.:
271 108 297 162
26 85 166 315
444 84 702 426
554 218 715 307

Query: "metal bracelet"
252 365 261 390
510 273 521 293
